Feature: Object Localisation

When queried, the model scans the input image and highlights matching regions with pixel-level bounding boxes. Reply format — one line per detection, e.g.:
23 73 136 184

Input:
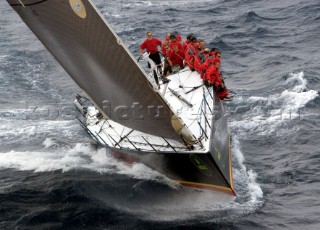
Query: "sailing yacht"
6 0 235 195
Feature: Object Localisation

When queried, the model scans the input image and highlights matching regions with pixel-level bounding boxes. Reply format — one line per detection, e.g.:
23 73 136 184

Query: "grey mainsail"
6 0 185 141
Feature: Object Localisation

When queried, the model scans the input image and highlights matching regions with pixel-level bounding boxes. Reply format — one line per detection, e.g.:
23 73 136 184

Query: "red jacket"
199 60 209 79
200 56 214 71
176 34 182 42
169 41 183 51
140 38 162 54
206 65 228 99
206 65 222 86
185 43 200 69
161 39 170 56
194 55 202 73
183 42 192 54
183 42 189 53
162 47 172 57
169 49 185 67
194 52 210 73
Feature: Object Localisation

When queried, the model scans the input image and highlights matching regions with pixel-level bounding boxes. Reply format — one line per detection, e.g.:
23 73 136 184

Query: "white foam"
230 72 318 136
247 169 264 203
269 72 317 110
43 138 55 148
103 136 263 222
0 142 176 188
118 161 180 188
219 72 317 216
125 0 220 7
0 54 7 62
0 135 263 220
232 137 263 204
0 144 92 173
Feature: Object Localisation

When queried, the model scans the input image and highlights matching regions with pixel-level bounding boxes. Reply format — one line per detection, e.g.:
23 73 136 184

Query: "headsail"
6 0 185 141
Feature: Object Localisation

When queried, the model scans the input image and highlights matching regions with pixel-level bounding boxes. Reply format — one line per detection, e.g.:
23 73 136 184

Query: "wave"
0 135 264 222
0 129 264 222
229 72 318 137
231 137 263 204
89 134 264 222
207 39 234 51
297 2 320 15
0 139 176 186
244 11 284 23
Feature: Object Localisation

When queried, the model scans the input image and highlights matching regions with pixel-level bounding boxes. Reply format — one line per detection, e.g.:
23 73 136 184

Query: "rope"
19 0 25 7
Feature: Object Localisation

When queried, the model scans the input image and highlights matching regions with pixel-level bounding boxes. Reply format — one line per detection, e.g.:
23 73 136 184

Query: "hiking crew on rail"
140 31 229 100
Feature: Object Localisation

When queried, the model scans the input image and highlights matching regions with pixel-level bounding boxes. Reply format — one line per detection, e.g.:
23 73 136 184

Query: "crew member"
171 31 182 43
193 40 207 72
185 37 199 70
169 34 183 51
168 45 185 72
206 58 229 100
183 34 193 53
162 44 172 78
140 31 163 85
161 33 171 55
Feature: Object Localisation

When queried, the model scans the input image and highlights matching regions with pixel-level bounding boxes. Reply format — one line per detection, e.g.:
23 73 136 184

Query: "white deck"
80 68 215 153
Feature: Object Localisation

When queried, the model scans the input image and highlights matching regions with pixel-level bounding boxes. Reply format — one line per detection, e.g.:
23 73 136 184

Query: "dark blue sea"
1 0 320 229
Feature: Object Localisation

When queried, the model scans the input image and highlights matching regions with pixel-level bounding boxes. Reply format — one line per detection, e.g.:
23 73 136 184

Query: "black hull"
106 92 236 195
86 90 235 195
108 142 235 195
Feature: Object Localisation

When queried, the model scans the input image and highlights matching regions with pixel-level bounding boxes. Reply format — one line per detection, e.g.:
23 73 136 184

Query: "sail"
6 0 184 141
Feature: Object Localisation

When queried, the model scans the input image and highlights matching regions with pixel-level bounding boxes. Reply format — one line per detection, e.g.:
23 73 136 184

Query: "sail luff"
87 0 150 85
6 0 186 142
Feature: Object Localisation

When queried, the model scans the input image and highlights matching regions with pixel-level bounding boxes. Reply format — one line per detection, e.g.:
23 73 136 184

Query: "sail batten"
6 0 185 141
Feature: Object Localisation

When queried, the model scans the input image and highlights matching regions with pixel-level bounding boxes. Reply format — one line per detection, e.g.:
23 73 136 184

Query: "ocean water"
1 0 320 229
